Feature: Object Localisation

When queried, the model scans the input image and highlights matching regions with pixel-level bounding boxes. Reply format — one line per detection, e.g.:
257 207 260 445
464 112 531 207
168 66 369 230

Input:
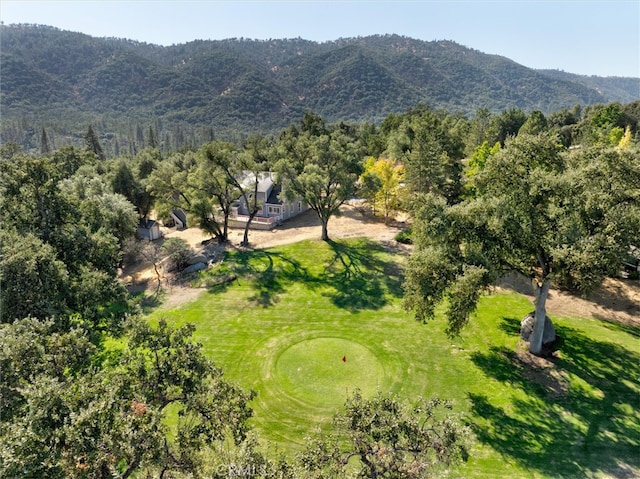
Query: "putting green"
274 337 386 408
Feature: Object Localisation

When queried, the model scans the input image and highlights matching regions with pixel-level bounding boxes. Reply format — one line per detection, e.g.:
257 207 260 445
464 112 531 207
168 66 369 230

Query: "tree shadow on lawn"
204 239 405 311
598 318 640 339
209 248 315 307
469 317 640 478
322 239 404 312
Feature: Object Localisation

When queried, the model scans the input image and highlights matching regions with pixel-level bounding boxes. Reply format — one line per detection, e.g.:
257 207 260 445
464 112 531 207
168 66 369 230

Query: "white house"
230 172 308 230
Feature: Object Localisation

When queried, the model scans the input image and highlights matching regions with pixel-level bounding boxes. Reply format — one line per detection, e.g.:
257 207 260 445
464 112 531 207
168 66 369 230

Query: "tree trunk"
242 221 251 246
529 279 551 355
361 454 377 479
221 214 229 243
120 456 141 479
241 210 257 247
153 263 162 294
321 219 329 241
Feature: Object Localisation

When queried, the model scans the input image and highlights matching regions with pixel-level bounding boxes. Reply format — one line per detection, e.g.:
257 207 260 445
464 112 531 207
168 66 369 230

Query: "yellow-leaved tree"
359 157 404 223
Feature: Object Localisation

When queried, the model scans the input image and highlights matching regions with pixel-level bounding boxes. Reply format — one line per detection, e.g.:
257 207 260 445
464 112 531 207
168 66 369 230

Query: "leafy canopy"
0 318 254 479
404 134 640 340
299 389 470 478
275 119 363 241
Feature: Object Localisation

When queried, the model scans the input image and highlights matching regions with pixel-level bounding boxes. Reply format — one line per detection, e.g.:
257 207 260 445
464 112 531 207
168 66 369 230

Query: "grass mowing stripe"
148 238 640 478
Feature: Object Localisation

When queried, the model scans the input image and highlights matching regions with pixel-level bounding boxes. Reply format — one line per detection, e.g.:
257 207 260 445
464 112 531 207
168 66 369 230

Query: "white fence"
229 214 281 230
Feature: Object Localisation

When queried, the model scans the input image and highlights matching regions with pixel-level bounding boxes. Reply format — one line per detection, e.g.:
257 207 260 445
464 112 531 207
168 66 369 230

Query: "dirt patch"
122 205 640 324
497 273 640 328
514 344 570 398
159 285 205 310
224 203 409 249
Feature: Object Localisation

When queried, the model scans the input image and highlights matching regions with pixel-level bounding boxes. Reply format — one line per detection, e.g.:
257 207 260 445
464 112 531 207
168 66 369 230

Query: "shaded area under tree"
468 317 640 478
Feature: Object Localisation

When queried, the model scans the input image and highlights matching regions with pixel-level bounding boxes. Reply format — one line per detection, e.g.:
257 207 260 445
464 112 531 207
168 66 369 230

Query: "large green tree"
110 148 160 219
404 134 640 355
404 126 463 204
201 137 271 247
0 149 136 328
146 148 240 243
84 124 106 161
144 152 196 220
191 143 240 242
387 106 465 206
0 318 254 479
518 110 548 136
490 108 528 146
299 390 470 478
0 230 69 322
275 126 362 241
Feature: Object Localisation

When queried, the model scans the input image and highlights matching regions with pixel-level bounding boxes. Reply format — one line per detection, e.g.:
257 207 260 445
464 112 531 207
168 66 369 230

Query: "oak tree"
299 390 470 478
404 134 640 355
275 127 362 241
0 318 254 479
0 149 135 328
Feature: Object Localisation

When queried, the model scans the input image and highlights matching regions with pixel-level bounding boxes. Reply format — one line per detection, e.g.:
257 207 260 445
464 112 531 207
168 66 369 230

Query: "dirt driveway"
129 204 640 327
164 203 407 250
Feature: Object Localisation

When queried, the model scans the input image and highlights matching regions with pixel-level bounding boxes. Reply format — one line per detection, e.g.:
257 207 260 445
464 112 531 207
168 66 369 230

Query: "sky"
1 0 639 77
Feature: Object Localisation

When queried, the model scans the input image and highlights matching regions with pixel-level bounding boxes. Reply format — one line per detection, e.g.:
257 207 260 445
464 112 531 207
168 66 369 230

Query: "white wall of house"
233 172 308 228
170 209 187 230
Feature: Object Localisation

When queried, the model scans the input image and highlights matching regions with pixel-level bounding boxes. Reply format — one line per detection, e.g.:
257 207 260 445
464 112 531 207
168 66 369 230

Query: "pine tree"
84 124 106 161
148 125 157 149
39 127 51 155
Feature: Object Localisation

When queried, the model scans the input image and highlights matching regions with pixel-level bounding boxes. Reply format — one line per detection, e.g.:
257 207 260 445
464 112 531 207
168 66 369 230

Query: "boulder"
520 312 556 344
183 262 207 274
159 256 176 272
187 253 208 265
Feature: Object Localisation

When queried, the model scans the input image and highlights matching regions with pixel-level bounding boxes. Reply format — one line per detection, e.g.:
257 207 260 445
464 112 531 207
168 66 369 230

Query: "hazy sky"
2 1 639 77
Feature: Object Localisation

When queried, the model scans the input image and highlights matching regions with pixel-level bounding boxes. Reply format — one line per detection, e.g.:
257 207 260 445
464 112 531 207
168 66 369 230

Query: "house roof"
138 218 157 229
172 209 187 223
237 171 274 193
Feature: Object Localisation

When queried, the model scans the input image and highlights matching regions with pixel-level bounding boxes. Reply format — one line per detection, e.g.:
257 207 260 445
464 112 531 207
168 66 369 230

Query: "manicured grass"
275 337 386 409
148 238 640 478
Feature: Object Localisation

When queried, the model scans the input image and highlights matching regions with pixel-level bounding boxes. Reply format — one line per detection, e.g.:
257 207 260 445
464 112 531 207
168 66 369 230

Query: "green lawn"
148 238 640 478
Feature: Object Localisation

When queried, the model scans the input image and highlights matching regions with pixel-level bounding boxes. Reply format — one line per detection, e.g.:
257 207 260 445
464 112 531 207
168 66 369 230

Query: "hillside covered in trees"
2 24 639 155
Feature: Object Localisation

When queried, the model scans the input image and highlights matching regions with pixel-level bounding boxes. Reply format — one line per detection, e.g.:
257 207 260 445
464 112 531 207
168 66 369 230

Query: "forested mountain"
2 24 639 152
537 69 640 104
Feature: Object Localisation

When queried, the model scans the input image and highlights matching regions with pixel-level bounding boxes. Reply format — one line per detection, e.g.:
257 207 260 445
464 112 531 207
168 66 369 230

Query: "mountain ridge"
2 24 638 145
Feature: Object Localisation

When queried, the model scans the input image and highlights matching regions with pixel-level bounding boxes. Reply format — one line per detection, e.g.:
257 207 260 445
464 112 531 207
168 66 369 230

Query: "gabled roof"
138 218 157 229
172 208 187 223
237 171 275 193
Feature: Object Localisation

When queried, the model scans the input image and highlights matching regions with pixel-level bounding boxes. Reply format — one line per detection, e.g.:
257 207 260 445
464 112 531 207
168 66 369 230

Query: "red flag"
342 356 346 362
